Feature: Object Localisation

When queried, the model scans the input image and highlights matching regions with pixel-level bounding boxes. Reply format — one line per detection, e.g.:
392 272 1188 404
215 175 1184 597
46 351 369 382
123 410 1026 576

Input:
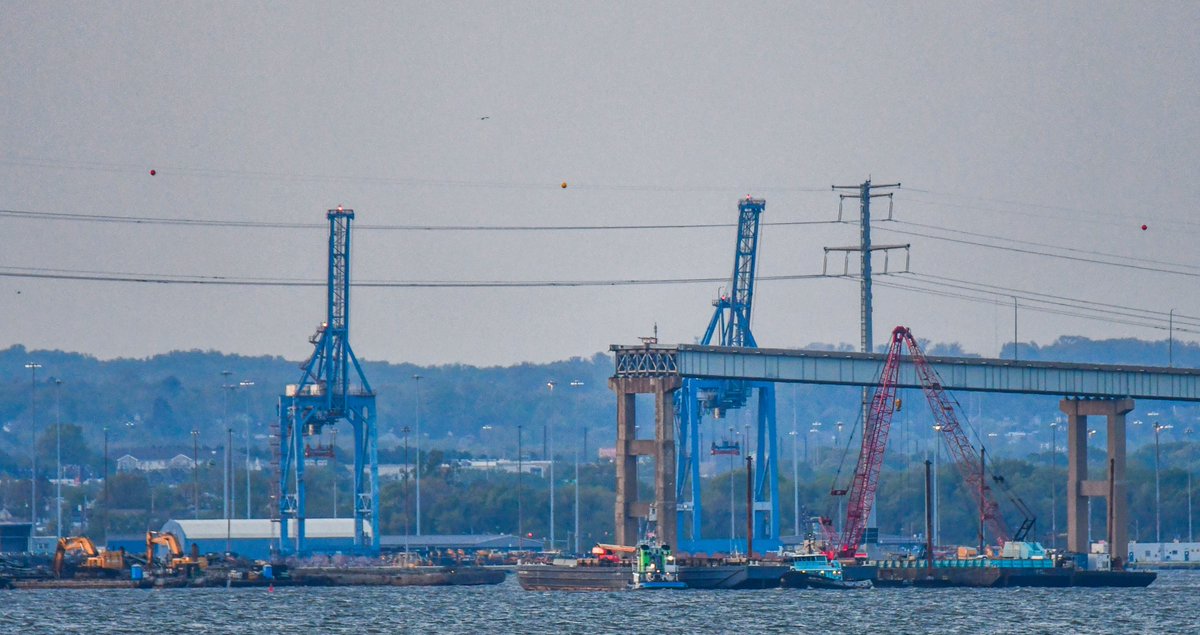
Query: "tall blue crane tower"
277 206 379 554
675 196 780 553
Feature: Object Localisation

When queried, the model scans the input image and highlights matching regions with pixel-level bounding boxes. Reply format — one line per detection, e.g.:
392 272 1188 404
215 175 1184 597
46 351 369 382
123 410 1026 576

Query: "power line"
892 219 1200 273
0 265 843 288
873 224 1200 279
0 156 831 193
864 276 1200 335
906 272 1200 327
0 207 839 232
898 188 1200 230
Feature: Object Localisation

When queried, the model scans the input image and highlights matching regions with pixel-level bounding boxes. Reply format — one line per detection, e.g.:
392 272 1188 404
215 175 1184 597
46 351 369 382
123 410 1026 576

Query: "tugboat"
781 551 872 590
517 544 686 591
631 544 686 590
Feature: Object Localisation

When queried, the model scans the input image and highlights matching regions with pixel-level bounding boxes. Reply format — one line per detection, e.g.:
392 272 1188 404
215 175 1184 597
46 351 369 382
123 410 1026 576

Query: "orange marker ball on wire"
561 181 568 189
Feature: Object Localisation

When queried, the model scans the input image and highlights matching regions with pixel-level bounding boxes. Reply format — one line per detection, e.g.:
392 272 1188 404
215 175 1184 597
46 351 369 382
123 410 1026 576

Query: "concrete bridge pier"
1060 398 1132 566
609 376 681 548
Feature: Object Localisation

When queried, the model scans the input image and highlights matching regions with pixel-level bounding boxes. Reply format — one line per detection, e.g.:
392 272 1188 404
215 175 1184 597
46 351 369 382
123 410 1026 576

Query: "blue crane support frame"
675 196 781 553
277 206 379 555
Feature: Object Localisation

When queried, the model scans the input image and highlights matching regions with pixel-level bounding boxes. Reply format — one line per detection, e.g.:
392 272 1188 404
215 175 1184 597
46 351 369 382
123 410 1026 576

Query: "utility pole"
828 179 903 544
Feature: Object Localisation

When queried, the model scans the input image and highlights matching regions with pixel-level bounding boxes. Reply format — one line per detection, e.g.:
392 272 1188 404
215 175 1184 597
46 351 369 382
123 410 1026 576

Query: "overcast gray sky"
2 2 1197 366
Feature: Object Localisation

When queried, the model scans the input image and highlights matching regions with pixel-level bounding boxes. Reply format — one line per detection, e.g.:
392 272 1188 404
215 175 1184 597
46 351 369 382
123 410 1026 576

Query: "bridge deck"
611 344 1200 402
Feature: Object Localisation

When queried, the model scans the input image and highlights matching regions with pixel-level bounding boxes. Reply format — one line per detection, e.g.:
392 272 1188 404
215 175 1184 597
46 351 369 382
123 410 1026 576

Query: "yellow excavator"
53 537 127 578
146 531 207 576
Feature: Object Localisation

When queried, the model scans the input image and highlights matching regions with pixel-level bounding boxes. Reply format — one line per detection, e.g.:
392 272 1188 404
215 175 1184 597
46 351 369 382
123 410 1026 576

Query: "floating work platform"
290 565 505 587
872 557 1155 588
518 559 788 591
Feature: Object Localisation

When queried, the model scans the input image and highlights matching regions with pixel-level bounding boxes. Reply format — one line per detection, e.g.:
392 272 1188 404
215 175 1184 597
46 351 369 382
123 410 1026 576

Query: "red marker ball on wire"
149 169 156 176
1141 224 1147 231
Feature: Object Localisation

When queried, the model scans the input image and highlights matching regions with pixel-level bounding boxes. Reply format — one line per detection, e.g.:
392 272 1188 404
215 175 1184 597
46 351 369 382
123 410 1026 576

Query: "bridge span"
608 341 1200 565
613 343 1200 401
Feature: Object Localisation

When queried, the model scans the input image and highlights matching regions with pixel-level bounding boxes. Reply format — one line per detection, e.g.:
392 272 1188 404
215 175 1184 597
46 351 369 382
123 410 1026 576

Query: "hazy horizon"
3 3 1197 366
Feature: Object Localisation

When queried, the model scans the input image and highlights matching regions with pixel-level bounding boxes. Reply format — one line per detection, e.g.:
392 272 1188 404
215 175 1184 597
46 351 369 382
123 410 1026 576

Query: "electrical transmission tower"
826 179 906 545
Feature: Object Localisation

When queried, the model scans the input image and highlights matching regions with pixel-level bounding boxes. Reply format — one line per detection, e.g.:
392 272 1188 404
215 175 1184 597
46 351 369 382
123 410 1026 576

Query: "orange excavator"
146 531 207 576
53 537 127 578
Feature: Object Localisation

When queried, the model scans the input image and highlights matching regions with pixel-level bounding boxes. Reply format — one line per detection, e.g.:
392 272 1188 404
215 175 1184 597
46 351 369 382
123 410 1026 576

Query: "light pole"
330 427 339 519
811 421 822 464
1050 418 1059 549
517 424 523 542
220 370 232 524
191 429 199 519
24 362 41 531
729 425 736 549
402 425 410 555
54 378 63 539
1154 422 1172 545
1088 428 1097 543
569 379 584 554
1186 427 1194 542
932 424 942 546
102 426 109 508
225 426 232 554
412 374 423 536
546 380 557 551
239 380 254 519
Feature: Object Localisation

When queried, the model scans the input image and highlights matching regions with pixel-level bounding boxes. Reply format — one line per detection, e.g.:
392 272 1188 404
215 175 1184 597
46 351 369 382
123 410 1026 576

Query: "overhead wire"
0 207 839 231
0 264 845 288
889 219 1200 273
0 156 832 193
872 224 1200 279
862 276 1200 335
906 272 1200 327
897 187 1200 230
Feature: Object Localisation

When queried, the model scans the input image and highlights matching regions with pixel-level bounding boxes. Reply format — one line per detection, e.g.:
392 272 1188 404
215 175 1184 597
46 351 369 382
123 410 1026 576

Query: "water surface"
3 570 1196 634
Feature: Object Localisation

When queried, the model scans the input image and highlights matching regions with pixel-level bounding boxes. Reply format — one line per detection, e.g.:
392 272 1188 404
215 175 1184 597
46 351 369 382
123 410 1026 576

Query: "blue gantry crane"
675 196 780 553
277 206 379 554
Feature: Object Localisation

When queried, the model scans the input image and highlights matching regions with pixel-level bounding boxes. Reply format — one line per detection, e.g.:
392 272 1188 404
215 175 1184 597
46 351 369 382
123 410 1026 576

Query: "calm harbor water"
3 570 1197 634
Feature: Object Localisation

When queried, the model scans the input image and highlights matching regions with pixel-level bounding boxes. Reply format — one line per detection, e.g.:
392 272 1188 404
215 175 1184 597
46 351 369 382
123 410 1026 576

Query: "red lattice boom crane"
832 325 1013 558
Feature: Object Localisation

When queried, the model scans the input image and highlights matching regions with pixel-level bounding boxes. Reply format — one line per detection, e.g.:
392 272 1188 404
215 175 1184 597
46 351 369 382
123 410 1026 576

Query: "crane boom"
833 326 1018 558
724 196 765 348
695 196 765 413
902 328 1012 543
833 327 906 557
